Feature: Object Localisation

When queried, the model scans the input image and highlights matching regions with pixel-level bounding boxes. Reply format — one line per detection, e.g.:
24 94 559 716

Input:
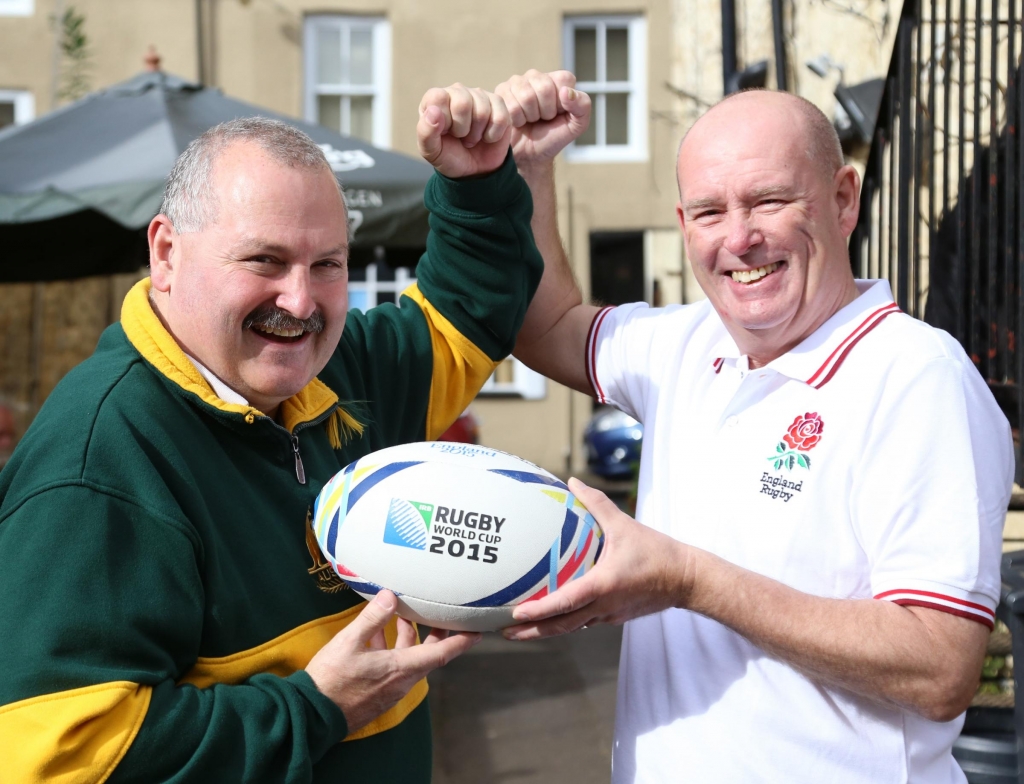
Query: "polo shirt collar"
713 279 901 387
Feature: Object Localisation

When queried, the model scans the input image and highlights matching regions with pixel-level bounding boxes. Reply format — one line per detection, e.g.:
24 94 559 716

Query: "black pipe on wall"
771 0 789 91
721 0 738 94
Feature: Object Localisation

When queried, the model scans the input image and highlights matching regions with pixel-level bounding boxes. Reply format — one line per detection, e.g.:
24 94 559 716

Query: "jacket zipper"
249 406 337 486
291 434 307 485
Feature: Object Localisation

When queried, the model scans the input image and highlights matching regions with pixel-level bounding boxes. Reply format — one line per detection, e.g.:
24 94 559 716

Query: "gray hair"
161 116 341 232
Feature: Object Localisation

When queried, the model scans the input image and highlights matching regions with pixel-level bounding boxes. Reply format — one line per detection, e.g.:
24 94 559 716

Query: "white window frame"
304 15 391 149
0 0 33 16
479 359 547 400
347 263 412 311
349 263 546 400
0 89 35 127
563 15 647 163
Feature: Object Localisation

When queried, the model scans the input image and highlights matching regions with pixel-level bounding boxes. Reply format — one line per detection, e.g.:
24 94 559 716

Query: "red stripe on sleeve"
586 307 614 403
874 588 995 616
886 598 995 630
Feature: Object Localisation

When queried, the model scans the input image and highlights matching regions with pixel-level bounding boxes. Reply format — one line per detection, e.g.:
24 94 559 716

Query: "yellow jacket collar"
120 278 344 434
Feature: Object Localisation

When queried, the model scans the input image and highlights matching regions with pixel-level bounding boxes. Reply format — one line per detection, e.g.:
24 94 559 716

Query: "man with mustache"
0 83 536 781
502 71 1013 783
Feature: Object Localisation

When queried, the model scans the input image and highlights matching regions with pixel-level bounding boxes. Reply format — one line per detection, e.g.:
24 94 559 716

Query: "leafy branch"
57 6 91 103
766 442 811 471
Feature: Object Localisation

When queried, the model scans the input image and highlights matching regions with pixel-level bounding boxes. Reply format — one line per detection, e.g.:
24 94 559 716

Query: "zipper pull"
291 434 306 485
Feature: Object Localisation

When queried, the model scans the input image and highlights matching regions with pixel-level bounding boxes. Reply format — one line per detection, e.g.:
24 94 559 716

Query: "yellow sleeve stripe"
179 604 427 741
402 284 500 440
0 680 150 784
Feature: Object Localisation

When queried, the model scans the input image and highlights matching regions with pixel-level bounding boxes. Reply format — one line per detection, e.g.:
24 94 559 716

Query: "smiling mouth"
731 261 782 284
249 324 307 343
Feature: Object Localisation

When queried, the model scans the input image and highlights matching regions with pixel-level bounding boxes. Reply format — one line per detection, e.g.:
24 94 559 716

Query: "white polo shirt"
586 280 1014 784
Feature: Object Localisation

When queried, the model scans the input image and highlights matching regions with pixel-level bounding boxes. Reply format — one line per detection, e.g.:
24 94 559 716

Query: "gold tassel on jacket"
326 407 364 449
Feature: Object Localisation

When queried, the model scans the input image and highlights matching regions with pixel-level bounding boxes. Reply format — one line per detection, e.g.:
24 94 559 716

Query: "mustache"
243 305 326 334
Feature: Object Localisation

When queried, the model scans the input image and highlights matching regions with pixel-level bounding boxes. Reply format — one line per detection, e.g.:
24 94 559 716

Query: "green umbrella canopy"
0 71 432 282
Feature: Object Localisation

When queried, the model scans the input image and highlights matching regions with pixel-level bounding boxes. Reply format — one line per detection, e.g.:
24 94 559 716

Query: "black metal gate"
849 0 1024 480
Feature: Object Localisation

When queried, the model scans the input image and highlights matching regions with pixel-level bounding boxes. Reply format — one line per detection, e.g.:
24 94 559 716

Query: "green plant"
57 7 91 103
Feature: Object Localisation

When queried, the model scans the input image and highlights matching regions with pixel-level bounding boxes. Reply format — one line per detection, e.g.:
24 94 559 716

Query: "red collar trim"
805 302 901 388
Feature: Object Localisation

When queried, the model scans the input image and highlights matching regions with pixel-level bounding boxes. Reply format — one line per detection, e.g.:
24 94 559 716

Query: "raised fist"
495 70 592 171
417 83 512 179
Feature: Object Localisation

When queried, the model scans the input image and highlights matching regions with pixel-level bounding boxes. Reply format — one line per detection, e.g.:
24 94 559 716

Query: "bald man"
498 73 1013 783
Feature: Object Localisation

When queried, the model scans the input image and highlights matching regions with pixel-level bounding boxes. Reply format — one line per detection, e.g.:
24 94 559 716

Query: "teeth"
253 324 303 338
732 262 779 284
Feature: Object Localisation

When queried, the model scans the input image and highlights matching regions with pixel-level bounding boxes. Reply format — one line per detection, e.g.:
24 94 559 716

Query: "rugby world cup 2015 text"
430 506 505 563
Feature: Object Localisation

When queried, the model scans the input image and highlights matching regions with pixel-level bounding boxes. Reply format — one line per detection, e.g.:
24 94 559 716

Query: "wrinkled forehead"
208 146 348 229
676 94 832 195
679 130 817 200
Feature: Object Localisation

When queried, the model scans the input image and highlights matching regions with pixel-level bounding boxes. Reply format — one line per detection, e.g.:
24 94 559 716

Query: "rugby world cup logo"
383 498 434 550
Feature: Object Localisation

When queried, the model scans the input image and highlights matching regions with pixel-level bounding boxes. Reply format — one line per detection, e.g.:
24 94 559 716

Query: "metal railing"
849 0 1024 481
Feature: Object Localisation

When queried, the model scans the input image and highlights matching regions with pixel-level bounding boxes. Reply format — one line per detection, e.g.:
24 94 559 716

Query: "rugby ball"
311 441 603 632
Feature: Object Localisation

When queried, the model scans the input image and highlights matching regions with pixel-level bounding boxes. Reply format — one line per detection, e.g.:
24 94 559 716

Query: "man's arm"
313 81 546 710
496 71 600 394
506 350 1010 723
505 477 989 723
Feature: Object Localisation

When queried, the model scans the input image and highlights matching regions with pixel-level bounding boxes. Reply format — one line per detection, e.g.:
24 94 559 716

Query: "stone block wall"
0 271 145 442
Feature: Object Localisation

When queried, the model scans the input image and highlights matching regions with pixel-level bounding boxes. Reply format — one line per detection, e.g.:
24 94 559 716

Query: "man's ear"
148 215 177 293
675 202 693 259
834 165 861 239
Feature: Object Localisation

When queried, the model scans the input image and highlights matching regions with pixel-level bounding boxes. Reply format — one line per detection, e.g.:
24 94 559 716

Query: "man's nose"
276 266 317 321
722 213 764 257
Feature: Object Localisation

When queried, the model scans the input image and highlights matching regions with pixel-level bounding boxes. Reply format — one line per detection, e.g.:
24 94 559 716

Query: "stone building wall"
0 272 143 439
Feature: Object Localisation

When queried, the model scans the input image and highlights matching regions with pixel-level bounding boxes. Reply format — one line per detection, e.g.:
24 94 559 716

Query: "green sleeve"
326 151 545 444
0 486 345 783
415 149 544 361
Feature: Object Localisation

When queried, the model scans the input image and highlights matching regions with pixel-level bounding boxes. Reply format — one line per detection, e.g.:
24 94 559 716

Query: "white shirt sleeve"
585 303 664 423
851 349 1014 628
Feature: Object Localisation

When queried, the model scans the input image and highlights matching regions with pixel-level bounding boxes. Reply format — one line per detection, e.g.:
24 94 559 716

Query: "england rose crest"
767 412 824 470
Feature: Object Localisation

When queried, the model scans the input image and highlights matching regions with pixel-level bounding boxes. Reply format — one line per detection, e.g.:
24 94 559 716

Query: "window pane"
373 262 397 282
0 102 14 130
606 27 629 81
576 101 597 146
494 359 515 384
349 96 373 142
348 289 369 311
349 27 373 85
606 93 629 144
317 94 342 132
316 26 342 84
573 27 597 82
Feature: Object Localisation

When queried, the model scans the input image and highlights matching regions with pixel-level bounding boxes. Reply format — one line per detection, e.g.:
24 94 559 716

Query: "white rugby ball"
312 441 603 632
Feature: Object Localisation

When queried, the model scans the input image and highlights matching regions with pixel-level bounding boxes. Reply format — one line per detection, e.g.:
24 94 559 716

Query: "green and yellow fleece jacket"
0 154 542 783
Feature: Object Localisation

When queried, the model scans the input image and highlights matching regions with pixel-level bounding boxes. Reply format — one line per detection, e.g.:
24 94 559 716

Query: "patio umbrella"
0 70 432 282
